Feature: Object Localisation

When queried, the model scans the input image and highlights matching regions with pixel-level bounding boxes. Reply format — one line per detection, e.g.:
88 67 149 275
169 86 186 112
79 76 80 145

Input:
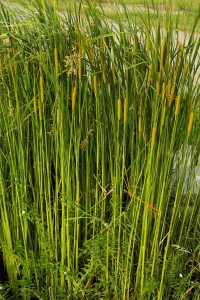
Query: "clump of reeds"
0 0 199 299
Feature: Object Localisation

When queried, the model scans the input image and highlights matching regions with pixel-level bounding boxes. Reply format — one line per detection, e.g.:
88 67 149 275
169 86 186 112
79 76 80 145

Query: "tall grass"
0 0 199 299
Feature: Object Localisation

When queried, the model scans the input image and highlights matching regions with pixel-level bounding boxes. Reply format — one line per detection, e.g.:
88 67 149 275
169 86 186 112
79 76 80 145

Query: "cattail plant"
0 0 199 299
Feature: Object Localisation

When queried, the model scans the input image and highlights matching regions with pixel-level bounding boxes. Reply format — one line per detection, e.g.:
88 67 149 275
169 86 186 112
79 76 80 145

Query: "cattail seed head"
160 38 165 70
54 47 59 77
117 98 121 121
100 38 104 54
175 94 181 117
138 117 142 133
156 77 160 96
88 41 94 64
161 106 166 127
151 126 157 148
167 79 171 105
146 35 150 56
78 57 82 81
40 75 44 103
72 86 76 114
187 112 194 136
33 96 37 114
112 67 116 85
102 63 107 84
57 108 60 125
93 75 97 97
168 82 176 106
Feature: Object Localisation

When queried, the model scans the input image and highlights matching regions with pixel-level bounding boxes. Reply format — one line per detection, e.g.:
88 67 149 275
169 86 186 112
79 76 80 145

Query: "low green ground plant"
0 0 199 299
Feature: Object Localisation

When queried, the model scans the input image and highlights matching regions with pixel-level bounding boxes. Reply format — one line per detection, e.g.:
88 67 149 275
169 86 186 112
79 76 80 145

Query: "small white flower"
0 286 3 290
179 273 183 278
64 271 67 275
21 210 26 215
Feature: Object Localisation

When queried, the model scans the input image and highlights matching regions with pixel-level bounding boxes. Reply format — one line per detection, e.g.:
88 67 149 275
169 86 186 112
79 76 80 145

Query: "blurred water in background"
172 145 200 197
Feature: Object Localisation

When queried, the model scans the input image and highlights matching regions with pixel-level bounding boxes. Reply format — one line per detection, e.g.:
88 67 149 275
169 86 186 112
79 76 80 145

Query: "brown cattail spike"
72 86 77 114
161 107 166 127
93 75 97 97
54 47 59 77
117 98 121 121
151 126 157 148
187 112 194 136
175 94 181 118
40 74 44 103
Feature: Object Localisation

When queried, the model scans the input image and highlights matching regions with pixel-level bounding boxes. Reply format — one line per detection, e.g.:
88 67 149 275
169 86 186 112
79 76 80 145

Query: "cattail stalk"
38 98 42 121
174 44 183 75
133 38 137 65
9 60 16 84
161 82 165 102
156 76 160 97
182 62 188 80
138 99 142 132
124 98 127 123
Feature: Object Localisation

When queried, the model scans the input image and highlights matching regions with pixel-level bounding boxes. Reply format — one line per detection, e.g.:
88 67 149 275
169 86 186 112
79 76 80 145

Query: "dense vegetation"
0 0 199 299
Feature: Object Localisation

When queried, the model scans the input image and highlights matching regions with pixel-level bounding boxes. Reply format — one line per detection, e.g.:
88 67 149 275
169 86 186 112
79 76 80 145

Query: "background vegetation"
7 0 200 13
0 0 199 299
6 0 200 32
100 0 199 13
